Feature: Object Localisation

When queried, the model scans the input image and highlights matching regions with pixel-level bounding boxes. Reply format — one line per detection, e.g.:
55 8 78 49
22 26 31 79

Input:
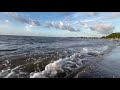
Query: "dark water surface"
0 35 118 78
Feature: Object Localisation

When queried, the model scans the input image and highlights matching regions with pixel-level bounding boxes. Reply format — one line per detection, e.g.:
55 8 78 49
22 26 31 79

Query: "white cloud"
82 23 89 29
71 13 81 18
81 19 95 23
90 23 115 34
106 12 120 19
85 12 97 16
94 12 120 20
24 24 34 32
67 12 97 19
73 12 120 26
5 20 9 23
4 12 40 26
0 19 10 24
45 21 80 32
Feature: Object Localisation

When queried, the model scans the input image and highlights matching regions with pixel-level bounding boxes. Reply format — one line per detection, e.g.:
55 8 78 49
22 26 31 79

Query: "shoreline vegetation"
101 33 120 40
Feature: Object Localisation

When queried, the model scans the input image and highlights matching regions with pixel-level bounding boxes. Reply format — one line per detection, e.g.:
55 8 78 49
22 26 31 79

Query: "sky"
0 12 120 37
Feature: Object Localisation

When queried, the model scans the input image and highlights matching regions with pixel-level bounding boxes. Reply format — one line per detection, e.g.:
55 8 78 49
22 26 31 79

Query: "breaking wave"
30 46 110 78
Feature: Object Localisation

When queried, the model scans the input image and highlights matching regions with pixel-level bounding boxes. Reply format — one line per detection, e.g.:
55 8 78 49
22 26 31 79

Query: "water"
99 46 120 76
74 46 120 78
0 35 118 78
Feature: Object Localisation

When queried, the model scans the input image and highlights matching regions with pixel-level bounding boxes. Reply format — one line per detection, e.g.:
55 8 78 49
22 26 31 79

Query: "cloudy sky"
0 12 120 37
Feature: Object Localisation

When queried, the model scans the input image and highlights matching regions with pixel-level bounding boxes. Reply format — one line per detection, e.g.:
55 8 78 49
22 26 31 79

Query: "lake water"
0 35 118 78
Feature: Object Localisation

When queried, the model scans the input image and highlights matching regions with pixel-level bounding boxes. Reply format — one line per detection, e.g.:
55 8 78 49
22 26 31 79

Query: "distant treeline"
102 33 120 39
66 37 100 39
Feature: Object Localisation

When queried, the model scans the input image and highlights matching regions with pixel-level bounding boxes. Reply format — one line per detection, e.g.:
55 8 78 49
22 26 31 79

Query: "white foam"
82 46 109 54
4 70 15 78
83 47 89 53
30 53 83 78
0 69 11 78
0 65 23 78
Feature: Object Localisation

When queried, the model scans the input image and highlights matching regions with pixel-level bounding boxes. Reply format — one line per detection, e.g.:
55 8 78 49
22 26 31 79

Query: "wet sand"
74 46 120 78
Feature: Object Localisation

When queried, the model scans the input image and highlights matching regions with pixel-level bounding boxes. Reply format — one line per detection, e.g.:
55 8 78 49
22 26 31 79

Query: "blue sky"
0 12 120 37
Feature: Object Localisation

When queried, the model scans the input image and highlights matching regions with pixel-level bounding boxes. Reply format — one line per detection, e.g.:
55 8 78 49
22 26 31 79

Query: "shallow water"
0 35 118 78
100 46 120 75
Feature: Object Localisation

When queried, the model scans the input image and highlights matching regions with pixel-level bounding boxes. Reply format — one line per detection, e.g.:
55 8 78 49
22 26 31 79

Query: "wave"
30 46 110 78
0 45 113 78
82 46 109 53
0 65 28 78
30 53 83 78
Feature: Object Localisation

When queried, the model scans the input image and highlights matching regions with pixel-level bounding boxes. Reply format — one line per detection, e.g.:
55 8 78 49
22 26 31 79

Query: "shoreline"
74 45 120 78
